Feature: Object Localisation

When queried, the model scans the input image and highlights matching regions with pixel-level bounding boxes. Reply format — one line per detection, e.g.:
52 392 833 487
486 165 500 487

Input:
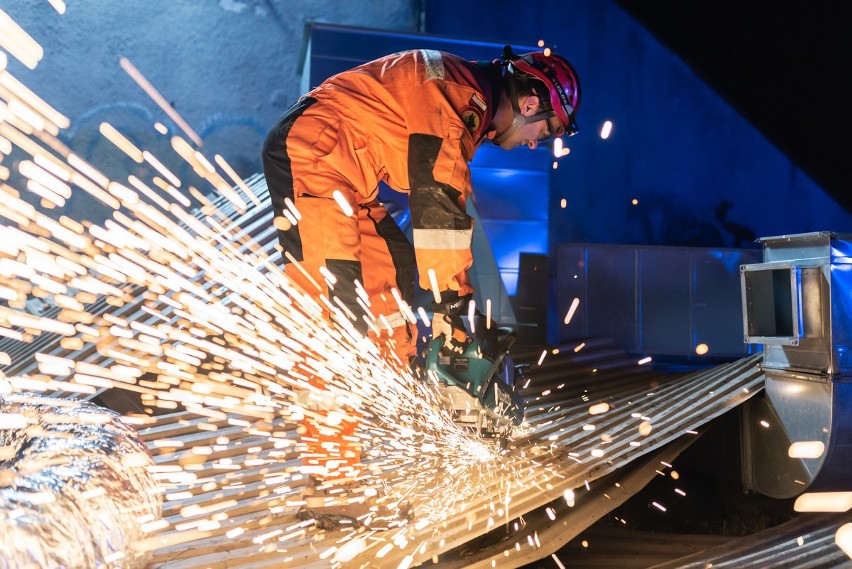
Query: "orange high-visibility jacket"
302 49 501 301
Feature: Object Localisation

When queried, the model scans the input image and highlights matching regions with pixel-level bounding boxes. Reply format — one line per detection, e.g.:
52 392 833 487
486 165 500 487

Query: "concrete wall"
4 0 419 223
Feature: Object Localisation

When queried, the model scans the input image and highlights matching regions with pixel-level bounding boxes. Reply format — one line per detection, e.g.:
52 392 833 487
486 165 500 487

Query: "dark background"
615 0 852 214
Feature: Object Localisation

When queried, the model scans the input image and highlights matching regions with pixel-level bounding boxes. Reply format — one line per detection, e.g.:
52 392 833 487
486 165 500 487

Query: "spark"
552 137 570 158
788 441 825 459
214 154 262 207
332 189 354 217
2 73 69 130
563 297 580 325
0 10 43 69
47 0 67 15
835 525 852 560
99 122 144 162
0 413 27 428
426 268 441 304
417 305 430 326
118 57 202 146
143 151 182 187
794 492 852 513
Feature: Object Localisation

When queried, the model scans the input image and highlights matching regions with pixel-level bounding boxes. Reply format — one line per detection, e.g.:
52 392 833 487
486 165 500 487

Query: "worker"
262 45 581 528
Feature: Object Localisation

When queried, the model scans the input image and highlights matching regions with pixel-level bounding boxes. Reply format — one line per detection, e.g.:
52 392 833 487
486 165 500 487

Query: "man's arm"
408 132 475 303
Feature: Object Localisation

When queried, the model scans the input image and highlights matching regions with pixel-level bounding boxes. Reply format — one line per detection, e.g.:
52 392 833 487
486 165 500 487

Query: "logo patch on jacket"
461 107 482 133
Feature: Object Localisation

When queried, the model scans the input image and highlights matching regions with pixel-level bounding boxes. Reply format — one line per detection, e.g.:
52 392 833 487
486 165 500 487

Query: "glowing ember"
836 524 852 560
563 297 580 325
788 441 825 459
794 492 852 513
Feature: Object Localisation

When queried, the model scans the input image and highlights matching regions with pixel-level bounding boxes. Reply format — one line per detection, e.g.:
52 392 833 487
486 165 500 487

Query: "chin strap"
493 55 555 145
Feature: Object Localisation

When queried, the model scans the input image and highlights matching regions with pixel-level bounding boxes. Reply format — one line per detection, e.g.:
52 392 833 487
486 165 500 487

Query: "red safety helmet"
505 48 581 137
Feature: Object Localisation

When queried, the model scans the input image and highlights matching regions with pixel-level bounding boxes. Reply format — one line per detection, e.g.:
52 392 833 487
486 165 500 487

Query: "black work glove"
431 294 472 357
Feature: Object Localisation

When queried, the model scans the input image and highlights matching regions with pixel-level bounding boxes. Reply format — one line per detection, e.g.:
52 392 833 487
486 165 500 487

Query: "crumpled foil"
0 393 161 568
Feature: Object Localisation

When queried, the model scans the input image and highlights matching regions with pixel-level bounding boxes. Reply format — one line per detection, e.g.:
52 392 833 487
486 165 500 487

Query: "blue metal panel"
695 249 761 356
640 248 692 355
586 246 638 351
557 243 756 358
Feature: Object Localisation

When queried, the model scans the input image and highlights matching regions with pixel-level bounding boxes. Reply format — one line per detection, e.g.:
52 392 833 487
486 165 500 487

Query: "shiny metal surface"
741 260 801 346
752 369 833 496
740 231 852 496
0 393 160 569
758 231 835 264
649 510 852 569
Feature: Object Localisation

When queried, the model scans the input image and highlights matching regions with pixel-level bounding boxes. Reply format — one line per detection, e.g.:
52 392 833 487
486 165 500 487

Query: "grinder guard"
423 313 525 437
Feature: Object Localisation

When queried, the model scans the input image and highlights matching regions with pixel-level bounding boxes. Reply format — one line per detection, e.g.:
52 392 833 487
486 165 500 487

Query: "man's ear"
520 94 541 117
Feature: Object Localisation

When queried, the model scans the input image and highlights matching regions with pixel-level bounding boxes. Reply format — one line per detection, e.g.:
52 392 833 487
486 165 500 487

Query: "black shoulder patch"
461 107 482 134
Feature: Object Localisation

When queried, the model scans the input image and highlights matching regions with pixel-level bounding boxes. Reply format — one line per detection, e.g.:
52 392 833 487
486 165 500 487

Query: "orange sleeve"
406 76 483 300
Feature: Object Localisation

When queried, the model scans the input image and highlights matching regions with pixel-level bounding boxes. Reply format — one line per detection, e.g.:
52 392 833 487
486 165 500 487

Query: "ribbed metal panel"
649 511 852 569
6 177 842 568
138 341 766 568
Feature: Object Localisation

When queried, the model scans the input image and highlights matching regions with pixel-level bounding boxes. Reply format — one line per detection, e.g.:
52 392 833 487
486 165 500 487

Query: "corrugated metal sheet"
649 511 852 569
5 177 845 568
544 527 733 569
136 339 765 568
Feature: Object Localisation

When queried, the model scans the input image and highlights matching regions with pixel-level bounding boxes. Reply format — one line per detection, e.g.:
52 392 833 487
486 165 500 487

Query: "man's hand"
431 294 472 356
432 312 470 356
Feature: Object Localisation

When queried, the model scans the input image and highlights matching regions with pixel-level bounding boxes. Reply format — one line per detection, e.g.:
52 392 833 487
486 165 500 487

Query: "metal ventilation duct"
740 231 852 496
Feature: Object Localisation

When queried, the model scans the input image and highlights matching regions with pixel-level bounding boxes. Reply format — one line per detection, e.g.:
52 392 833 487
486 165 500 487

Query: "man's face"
496 119 547 150
495 96 565 151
